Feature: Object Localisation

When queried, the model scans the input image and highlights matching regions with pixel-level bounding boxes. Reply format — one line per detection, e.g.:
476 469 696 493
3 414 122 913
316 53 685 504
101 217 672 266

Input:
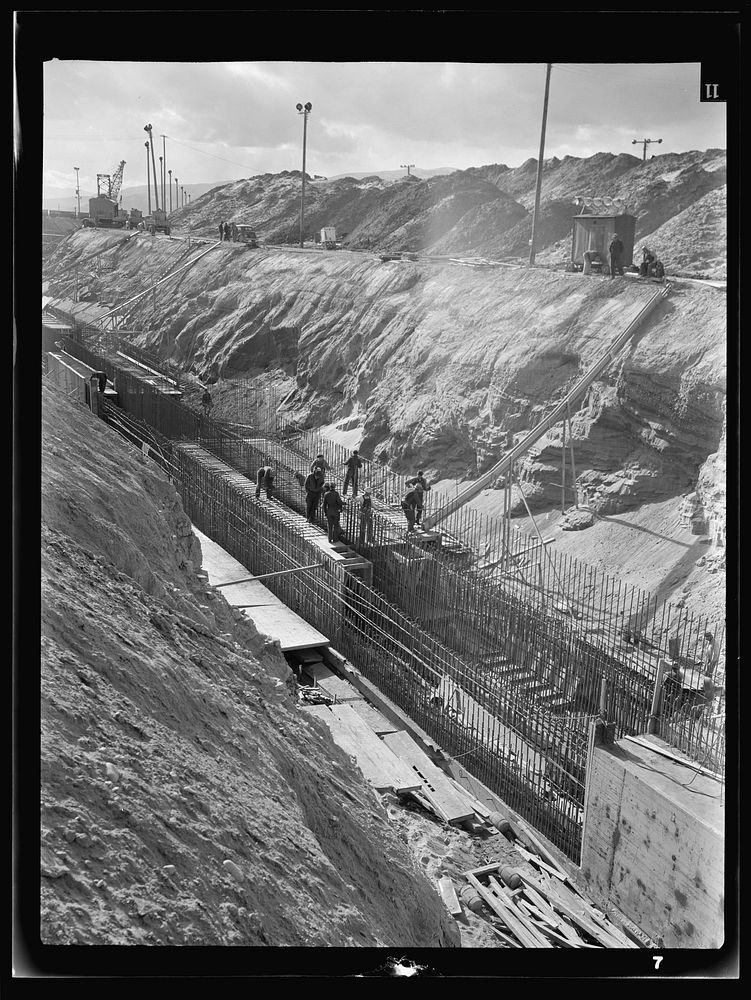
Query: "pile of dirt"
40 382 463 948
160 148 726 276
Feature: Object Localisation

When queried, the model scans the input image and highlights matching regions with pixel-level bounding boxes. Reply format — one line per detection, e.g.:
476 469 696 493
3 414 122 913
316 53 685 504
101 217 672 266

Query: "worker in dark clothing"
608 233 624 278
406 471 431 495
255 465 275 500
310 453 330 477
224 221 231 241
93 371 107 393
401 484 424 533
218 222 224 241
342 450 363 497
201 389 213 417
358 490 374 545
304 469 326 522
639 247 656 277
322 483 343 543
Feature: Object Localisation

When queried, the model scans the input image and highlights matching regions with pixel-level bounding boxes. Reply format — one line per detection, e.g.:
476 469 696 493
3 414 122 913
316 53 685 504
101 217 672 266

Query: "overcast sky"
42 60 726 198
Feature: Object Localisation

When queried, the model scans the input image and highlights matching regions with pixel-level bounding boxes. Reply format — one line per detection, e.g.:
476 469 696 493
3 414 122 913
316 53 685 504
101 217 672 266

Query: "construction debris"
461 861 638 948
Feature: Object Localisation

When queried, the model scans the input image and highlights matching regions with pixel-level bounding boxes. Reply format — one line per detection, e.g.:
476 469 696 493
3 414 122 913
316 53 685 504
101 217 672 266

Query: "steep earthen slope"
40 383 460 947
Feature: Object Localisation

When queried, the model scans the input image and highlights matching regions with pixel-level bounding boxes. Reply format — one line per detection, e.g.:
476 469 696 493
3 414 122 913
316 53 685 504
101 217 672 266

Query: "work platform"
176 442 373 586
193 527 329 652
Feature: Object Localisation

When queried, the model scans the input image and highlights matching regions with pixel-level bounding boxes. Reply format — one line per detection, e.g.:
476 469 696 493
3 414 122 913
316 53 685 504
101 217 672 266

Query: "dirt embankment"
40 383 461 947
45 230 726 612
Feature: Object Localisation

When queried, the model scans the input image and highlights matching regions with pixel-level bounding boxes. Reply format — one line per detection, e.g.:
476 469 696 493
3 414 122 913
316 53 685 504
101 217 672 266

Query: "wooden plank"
486 875 554 949
438 877 463 917
514 844 570 883
548 877 635 948
533 873 629 948
323 704 422 793
464 861 503 879
465 874 549 949
315 673 365 703
382 730 475 825
241 604 329 651
348 699 399 735
300 704 332 721
518 876 583 946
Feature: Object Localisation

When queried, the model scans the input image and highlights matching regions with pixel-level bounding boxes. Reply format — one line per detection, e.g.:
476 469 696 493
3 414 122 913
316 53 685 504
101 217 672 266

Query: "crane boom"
421 282 671 531
110 160 126 202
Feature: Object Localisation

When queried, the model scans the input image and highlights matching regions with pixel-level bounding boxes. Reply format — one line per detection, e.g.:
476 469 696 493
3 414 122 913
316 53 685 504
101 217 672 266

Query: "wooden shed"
571 214 636 268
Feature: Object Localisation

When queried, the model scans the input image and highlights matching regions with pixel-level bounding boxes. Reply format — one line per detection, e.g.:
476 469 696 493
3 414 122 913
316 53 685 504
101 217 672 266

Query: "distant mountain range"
326 167 459 182
42 182 218 215
43 169 458 212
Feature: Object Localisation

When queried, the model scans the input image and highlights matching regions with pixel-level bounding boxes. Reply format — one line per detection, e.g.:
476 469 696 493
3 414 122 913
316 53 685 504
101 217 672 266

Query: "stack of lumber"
462 861 638 949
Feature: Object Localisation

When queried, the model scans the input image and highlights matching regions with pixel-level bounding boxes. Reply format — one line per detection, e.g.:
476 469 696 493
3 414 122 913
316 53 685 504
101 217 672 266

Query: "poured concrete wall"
580 734 724 948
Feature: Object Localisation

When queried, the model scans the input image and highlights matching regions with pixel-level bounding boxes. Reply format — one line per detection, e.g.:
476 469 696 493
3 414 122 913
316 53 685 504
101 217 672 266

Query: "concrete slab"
193 526 329 652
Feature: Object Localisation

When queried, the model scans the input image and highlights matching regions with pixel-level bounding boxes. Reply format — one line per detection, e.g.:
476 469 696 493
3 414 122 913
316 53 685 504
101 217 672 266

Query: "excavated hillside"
167 149 726 277
44 221 726 620
40 382 461 947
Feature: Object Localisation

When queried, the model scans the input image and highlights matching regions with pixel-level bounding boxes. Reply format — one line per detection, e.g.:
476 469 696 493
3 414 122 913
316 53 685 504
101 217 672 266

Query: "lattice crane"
96 160 126 202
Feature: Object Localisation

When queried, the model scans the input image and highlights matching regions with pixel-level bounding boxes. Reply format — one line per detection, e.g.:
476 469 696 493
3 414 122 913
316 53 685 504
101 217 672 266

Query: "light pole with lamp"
296 101 312 247
400 164 415 177
632 137 662 161
74 166 80 217
168 169 172 213
145 142 152 215
174 176 178 211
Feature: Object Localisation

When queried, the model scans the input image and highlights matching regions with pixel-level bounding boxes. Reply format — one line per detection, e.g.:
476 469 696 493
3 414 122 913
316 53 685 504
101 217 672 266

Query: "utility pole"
144 124 160 212
529 62 552 267
296 101 312 247
181 186 185 209
400 163 415 177
174 176 178 212
168 169 172 213
632 137 662 161
161 134 167 208
145 142 151 215
159 156 163 211
74 166 80 217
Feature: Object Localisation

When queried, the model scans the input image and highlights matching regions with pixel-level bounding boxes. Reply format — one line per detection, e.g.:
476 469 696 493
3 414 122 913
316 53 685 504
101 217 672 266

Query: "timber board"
382 730 475 824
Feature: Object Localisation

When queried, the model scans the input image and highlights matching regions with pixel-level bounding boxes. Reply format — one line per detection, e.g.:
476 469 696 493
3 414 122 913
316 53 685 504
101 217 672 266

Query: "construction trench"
44 291 725 872
37 211 728 950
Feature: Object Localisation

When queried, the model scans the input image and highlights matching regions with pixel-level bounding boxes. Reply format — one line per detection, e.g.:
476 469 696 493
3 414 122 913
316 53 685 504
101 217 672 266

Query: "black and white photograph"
16 9 738 981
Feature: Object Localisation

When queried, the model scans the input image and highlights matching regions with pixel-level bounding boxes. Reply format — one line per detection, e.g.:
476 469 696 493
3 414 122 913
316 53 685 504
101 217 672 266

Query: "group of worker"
607 236 665 279
218 221 237 242
661 630 722 719
254 446 434 543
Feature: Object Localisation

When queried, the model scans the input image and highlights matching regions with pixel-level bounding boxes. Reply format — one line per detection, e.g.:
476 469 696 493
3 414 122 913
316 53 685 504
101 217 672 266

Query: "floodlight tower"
632 137 662 161
401 164 415 177
74 166 80 217
296 101 312 247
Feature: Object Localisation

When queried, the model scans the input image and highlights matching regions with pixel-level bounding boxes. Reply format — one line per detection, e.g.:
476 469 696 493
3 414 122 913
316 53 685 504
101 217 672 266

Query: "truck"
233 224 258 247
138 208 171 236
320 226 337 249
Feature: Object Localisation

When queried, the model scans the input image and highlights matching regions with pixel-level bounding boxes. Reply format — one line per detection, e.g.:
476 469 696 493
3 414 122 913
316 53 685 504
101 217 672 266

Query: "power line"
164 135 258 170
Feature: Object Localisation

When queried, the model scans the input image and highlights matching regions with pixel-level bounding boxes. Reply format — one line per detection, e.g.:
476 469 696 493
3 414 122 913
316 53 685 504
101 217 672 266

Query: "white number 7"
653 956 663 970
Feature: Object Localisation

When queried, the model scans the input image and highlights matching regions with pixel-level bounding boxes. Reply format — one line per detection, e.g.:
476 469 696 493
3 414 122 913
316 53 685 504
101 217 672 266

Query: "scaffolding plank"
348 700 399 735
242 604 329 652
315 673 365 703
382 730 476 824
322 704 422 793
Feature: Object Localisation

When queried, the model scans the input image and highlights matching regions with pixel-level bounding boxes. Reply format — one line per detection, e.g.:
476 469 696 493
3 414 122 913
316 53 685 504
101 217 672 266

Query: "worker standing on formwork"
401 483 424 533
323 483 343 543
342 450 363 497
201 389 213 417
310 453 330 477
406 471 431 495
358 490 374 545
255 464 275 500
218 222 224 241
304 469 326 522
